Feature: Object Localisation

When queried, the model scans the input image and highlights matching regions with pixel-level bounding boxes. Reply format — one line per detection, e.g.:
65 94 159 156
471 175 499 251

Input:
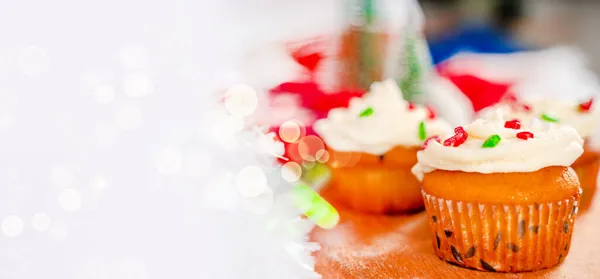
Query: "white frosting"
412 114 584 180
313 80 452 155
478 97 600 139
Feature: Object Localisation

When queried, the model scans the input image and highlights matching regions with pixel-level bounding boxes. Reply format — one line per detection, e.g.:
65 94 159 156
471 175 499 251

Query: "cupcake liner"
328 166 423 214
572 160 598 209
422 190 580 272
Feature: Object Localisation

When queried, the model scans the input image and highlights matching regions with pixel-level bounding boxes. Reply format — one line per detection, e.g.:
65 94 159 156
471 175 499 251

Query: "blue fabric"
428 24 525 65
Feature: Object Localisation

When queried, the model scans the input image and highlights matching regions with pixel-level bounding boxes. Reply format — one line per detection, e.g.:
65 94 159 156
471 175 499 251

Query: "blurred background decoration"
420 0 597 67
421 0 600 111
231 0 600 183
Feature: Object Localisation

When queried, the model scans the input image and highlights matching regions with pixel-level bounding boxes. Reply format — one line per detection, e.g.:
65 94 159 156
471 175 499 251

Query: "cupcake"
480 96 600 208
412 116 584 272
314 80 451 214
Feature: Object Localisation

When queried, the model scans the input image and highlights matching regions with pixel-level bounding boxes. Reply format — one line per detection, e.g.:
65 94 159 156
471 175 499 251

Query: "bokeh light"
0 47 8 75
235 165 268 198
224 84 258 118
207 112 244 149
123 72 153 98
315 149 330 163
120 45 149 69
183 152 211 178
17 46 48 76
115 257 149 279
58 188 83 212
6 166 20 182
95 85 115 104
48 222 69 241
114 104 143 130
0 92 16 129
2 215 24 238
50 165 75 188
281 162 302 182
82 71 103 88
155 146 183 175
73 258 110 279
279 119 306 143
94 124 120 147
91 176 108 191
0 116 10 128
31 213 52 232
0 5 322 278
297 135 325 162
302 161 316 170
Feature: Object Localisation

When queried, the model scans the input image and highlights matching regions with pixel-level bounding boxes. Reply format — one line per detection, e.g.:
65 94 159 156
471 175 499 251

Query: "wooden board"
312 185 600 279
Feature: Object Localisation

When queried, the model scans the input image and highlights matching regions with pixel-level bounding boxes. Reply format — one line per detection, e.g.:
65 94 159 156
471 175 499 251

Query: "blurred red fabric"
437 62 512 112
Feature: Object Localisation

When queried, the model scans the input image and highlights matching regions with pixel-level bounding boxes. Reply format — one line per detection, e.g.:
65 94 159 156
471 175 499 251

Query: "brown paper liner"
572 160 598 210
327 166 423 214
422 191 580 272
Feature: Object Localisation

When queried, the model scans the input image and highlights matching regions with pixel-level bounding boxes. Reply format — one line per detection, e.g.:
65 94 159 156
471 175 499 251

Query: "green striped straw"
293 183 339 229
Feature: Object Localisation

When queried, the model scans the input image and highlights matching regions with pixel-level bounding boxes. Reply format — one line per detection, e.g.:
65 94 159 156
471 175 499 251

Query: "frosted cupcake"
413 116 583 272
314 80 451 214
480 96 600 208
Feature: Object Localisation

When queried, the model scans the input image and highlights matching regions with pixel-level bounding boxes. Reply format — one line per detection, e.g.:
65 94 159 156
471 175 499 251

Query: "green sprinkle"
418 121 427 141
541 113 559 123
359 107 374 117
293 184 339 229
482 134 501 148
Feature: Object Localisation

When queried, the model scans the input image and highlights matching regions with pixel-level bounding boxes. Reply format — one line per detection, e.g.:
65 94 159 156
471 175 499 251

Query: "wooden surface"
312 185 600 279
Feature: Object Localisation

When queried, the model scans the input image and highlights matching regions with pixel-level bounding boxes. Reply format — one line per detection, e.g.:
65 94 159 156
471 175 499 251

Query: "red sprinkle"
516 131 534 140
444 126 468 147
422 136 441 149
579 98 594 112
426 106 436 119
408 103 416 110
504 119 521 129
522 104 532 112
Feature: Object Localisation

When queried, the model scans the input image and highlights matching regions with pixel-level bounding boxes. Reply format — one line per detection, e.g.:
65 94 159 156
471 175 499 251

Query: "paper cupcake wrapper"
422 191 580 272
572 161 598 210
